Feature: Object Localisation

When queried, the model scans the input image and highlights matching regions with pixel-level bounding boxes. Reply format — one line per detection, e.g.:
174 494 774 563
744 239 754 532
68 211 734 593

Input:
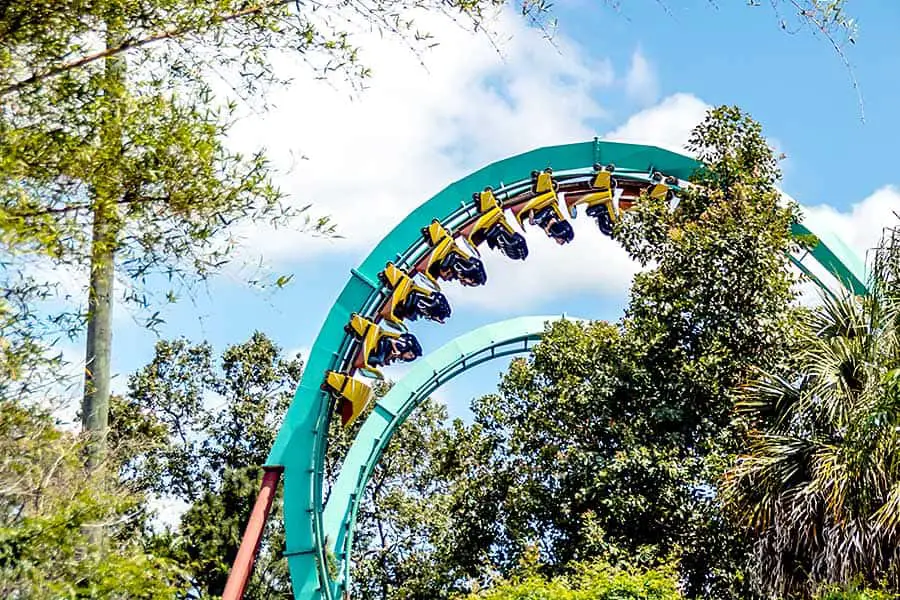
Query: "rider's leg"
586 205 613 237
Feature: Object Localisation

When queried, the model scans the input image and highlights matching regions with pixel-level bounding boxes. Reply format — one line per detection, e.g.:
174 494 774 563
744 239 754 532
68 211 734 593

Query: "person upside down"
397 289 452 324
528 206 574 245
585 204 614 237
483 224 528 260
430 252 488 287
367 332 423 368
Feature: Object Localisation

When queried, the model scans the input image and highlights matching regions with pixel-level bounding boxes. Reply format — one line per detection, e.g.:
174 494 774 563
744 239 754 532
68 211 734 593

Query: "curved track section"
264 140 869 600
322 315 582 593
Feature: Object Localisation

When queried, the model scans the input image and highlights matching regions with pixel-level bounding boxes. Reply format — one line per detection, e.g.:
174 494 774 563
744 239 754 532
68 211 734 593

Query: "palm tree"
723 224 900 598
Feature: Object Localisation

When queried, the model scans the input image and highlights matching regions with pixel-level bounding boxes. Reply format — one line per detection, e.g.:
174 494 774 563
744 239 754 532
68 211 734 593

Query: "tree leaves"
723 224 900 597
446 106 804 600
460 558 684 600
0 399 188 599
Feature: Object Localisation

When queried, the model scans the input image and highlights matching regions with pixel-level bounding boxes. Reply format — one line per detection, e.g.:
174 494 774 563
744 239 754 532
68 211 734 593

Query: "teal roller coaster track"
249 140 867 600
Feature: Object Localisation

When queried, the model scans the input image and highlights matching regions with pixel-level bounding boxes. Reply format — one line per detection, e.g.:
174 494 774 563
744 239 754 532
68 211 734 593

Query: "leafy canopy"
724 222 900 598
0 398 187 599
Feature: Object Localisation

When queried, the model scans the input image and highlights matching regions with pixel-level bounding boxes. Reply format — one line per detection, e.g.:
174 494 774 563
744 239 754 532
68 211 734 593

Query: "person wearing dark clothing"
397 289 452 323
433 253 488 286
368 333 423 368
585 204 614 237
529 206 574 244
483 224 529 260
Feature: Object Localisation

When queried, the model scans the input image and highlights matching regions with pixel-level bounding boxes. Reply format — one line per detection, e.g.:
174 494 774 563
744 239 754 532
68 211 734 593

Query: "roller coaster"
221 140 868 600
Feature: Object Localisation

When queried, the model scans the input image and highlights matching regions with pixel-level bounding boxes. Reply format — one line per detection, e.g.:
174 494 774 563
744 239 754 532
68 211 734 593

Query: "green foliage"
118 332 493 600
166 466 286 598
0 398 187 598
723 222 900 598
616 104 802 445
470 321 753 598
442 106 801 599
314 106 806 600
111 331 302 599
345 398 488 599
113 331 301 499
815 584 896 600
458 559 683 600
0 270 77 402
2 0 340 462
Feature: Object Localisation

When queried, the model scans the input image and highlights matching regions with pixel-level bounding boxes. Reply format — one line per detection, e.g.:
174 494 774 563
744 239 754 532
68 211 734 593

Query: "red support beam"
222 466 284 600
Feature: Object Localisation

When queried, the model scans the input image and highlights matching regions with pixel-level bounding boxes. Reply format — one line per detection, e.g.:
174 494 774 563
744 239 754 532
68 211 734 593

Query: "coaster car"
466 187 528 260
647 171 679 203
322 371 373 428
378 262 452 327
421 220 488 287
323 314 424 428
344 313 422 379
514 169 574 245
566 163 618 237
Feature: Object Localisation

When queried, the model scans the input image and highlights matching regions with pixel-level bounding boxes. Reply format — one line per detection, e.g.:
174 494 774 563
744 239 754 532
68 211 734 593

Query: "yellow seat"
514 170 563 229
533 169 556 194
322 371 374 428
421 220 478 285
567 169 617 221
467 188 518 248
379 262 414 327
378 262 442 327
648 181 670 202
647 171 680 204
345 313 401 379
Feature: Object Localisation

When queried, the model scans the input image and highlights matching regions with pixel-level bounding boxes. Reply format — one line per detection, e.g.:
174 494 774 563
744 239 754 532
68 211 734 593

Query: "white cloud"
791 185 899 303
215 8 720 311
605 93 710 155
226 7 614 265
802 185 899 265
623 48 658 106
222 9 882 318
448 215 639 310
232 60 707 312
450 91 710 310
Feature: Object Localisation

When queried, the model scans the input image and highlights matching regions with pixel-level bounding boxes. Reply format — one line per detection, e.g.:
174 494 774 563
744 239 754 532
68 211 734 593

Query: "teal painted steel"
791 222 868 295
322 316 581 595
264 140 871 600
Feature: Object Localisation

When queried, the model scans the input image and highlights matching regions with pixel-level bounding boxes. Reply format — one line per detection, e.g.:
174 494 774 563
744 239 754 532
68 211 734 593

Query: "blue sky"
53 0 899 423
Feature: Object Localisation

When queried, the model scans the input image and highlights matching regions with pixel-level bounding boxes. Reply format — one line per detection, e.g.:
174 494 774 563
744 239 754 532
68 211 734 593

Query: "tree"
337 399 516 600
0 0 863 466
470 321 756 598
443 105 804 598
722 222 900 598
2 0 373 464
460 556 684 600
0 397 187 598
109 332 301 598
616 104 801 448
114 330 494 600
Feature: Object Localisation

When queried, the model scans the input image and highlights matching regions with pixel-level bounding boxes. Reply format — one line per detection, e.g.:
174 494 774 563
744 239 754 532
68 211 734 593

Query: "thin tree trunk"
82 208 115 468
81 10 125 471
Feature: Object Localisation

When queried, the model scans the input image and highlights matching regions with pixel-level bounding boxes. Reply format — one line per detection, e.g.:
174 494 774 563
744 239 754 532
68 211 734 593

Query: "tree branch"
4 194 170 218
0 0 296 98
785 0 864 122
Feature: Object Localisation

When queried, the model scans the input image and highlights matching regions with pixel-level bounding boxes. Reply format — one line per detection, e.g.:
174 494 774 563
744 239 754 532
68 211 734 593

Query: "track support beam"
223 466 284 600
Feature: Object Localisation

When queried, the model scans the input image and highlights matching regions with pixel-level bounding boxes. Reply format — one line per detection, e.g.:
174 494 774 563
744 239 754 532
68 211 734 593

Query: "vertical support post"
223 466 284 600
